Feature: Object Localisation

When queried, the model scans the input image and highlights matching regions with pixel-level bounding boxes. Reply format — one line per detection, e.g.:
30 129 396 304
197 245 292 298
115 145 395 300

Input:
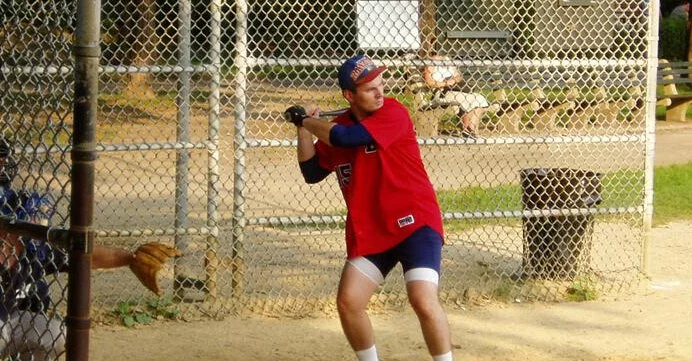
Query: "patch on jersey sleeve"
397 214 415 228
336 163 352 188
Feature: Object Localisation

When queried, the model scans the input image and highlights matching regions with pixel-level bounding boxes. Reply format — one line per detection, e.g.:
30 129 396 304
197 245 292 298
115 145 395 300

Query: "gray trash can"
520 168 602 280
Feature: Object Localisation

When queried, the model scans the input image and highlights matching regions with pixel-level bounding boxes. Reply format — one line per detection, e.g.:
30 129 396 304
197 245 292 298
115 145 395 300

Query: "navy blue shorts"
348 226 443 285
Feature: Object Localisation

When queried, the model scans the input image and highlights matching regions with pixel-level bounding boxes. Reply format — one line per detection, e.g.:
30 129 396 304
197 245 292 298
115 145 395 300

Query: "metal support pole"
231 0 249 294
204 0 223 301
643 0 661 277
174 0 192 300
66 0 100 359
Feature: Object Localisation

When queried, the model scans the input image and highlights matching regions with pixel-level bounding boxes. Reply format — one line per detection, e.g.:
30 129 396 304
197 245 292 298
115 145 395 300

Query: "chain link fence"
2 0 657 329
1 1 75 358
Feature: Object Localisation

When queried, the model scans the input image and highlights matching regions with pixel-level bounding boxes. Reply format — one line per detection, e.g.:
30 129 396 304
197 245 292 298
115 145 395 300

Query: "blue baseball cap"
338 55 387 91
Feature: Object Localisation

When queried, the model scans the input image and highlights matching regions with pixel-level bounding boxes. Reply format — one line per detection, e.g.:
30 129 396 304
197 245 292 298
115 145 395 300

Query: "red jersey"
315 97 444 257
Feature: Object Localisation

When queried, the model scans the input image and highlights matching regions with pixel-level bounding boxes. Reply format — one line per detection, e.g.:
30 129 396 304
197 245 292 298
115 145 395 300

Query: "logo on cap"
350 57 377 83
338 55 387 90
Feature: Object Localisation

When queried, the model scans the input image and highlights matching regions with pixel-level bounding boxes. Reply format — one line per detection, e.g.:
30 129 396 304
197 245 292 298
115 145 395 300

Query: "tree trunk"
687 4 692 65
418 0 437 57
410 0 439 137
125 0 157 98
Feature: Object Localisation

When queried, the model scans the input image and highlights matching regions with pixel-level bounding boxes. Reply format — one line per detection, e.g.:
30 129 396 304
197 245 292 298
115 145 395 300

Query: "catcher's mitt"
129 242 182 296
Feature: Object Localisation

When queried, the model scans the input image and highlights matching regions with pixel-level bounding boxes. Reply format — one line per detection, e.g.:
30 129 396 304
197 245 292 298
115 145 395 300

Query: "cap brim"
354 66 387 86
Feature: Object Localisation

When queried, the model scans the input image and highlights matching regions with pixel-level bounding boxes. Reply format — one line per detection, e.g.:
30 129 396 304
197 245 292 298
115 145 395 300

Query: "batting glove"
284 105 308 127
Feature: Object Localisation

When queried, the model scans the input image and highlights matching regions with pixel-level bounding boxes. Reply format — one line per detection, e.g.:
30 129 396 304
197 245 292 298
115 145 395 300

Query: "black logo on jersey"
364 144 377 154
336 163 352 188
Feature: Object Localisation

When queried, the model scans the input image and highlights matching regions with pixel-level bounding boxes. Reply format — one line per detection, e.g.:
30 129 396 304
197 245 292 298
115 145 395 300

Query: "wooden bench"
657 59 692 122
567 82 644 129
407 63 646 135
408 67 562 135
476 68 646 132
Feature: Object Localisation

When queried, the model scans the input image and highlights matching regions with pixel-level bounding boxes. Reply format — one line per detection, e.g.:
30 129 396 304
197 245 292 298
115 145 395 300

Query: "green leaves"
115 297 179 327
566 276 598 302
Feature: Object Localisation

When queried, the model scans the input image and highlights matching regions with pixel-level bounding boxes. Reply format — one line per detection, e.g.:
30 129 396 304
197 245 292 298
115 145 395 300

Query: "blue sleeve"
329 123 375 148
299 155 331 184
26 239 69 274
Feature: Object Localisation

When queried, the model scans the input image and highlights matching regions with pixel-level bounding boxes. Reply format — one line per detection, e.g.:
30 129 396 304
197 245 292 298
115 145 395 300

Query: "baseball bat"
284 107 349 122
318 108 349 118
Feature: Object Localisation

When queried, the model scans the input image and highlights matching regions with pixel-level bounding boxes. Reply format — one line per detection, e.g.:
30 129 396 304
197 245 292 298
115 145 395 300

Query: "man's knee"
411 294 442 315
337 288 369 316
407 281 443 317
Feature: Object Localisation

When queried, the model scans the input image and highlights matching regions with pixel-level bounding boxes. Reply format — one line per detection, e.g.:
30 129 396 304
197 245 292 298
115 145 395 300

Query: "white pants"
0 311 65 361
436 90 489 113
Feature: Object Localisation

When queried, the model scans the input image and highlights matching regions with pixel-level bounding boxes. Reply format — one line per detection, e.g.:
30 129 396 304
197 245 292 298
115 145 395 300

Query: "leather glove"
129 242 183 296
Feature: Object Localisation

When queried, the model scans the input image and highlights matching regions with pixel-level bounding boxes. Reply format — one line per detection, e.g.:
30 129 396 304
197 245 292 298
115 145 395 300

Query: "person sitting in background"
422 54 489 138
670 0 690 19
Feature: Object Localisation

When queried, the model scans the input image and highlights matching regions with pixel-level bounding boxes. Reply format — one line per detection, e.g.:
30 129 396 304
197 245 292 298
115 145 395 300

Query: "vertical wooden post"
418 0 437 57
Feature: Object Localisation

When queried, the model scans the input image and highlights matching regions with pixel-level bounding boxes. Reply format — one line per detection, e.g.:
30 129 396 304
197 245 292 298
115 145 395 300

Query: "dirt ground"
90 122 692 361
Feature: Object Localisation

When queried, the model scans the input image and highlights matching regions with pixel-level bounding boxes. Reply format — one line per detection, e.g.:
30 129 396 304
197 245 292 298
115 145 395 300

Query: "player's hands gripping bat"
129 242 183 296
284 105 308 127
284 106 349 127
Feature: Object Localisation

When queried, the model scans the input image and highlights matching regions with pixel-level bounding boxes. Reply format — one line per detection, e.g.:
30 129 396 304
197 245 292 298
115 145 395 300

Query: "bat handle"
319 108 349 118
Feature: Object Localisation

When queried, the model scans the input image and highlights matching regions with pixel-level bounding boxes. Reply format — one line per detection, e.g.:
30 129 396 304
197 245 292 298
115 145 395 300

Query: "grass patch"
437 163 691 229
653 162 692 225
566 276 599 301
254 157 690 241
491 278 516 301
390 93 417 111
437 184 523 232
263 164 689 233
598 169 645 208
436 164 692 229
438 168 643 215
656 83 692 120
438 184 522 211
444 217 521 233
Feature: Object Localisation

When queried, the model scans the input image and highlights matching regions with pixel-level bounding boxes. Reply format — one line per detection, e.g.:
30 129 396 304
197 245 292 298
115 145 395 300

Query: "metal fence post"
174 0 192 300
67 0 100 359
205 0 223 301
231 0 249 295
643 0 661 277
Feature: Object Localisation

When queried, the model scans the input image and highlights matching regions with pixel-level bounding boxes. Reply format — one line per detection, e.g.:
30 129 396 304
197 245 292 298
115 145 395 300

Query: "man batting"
284 54 454 361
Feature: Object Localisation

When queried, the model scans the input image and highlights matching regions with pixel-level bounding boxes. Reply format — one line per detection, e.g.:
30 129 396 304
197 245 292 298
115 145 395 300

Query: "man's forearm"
297 126 316 162
92 246 132 269
303 117 335 145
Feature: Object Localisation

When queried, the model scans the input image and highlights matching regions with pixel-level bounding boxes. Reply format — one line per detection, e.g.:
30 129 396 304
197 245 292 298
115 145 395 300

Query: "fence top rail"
244 206 644 228
12 142 210 155
247 134 645 148
0 64 219 75
249 58 647 69
1 59 652 76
